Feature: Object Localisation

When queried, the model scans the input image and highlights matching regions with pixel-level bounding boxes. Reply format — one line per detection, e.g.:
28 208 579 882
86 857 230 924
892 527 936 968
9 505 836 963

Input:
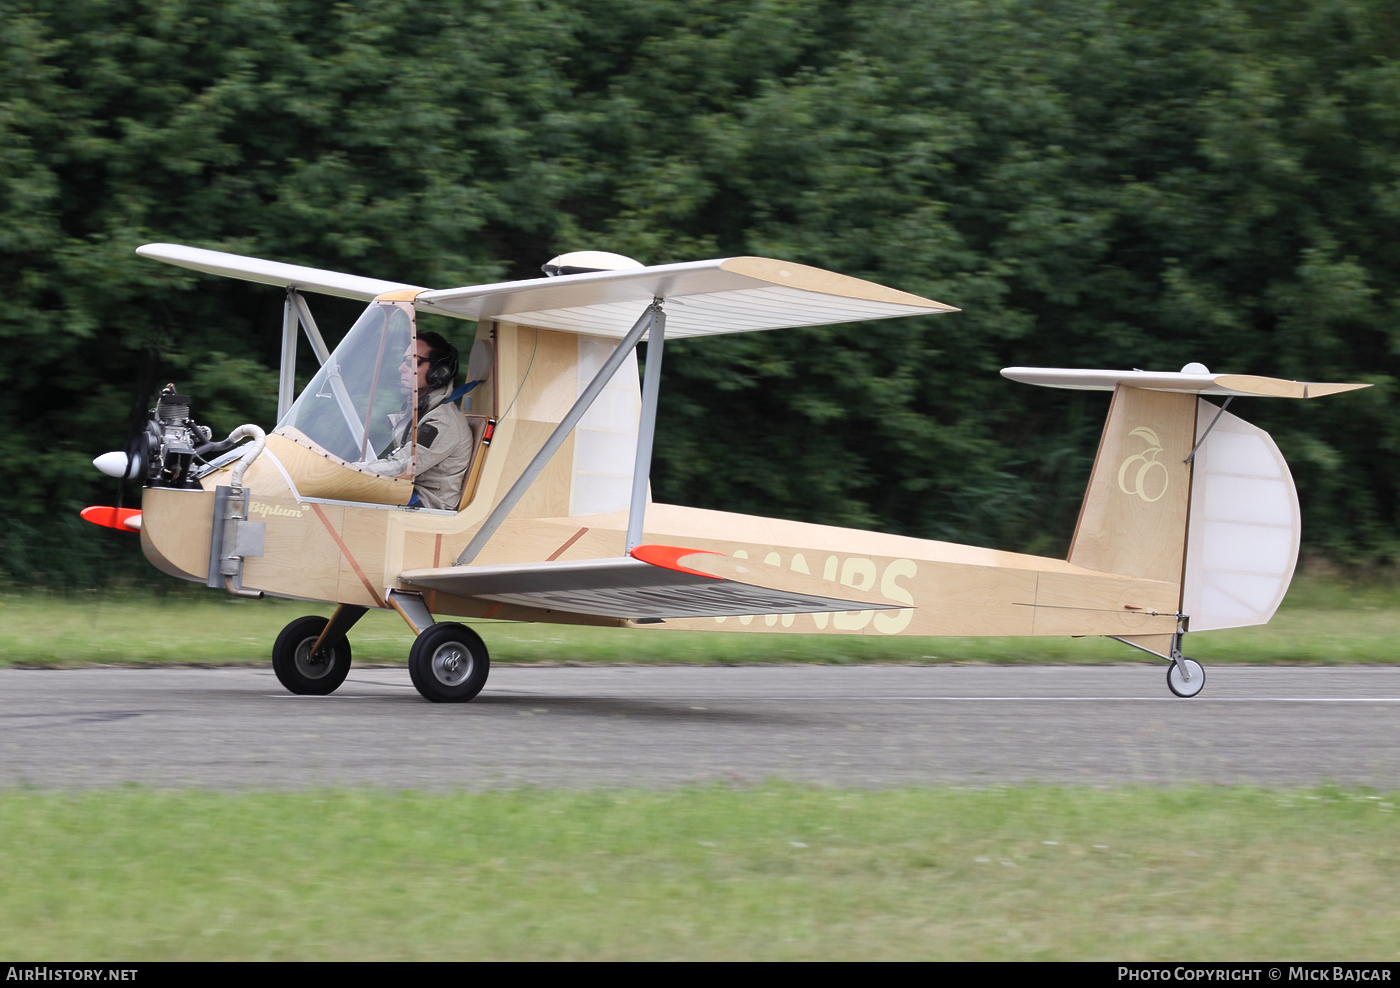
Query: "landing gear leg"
1110 616 1206 698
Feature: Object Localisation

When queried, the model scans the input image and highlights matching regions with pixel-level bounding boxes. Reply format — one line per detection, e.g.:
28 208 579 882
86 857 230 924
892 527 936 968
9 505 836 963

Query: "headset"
417 331 459 390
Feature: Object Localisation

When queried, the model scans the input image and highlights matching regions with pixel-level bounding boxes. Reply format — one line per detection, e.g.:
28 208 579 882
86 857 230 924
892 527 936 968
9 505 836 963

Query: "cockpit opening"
267 299 492 510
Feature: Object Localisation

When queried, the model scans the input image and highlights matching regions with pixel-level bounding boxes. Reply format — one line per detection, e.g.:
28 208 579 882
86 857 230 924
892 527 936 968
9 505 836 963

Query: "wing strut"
291 291 331 364
277 292 298 421
275 288 333 421
626 304 665 552
454 301 663 566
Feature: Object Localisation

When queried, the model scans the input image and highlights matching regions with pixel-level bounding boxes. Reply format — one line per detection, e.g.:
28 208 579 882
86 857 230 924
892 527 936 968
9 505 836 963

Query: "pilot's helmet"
417 331 459 389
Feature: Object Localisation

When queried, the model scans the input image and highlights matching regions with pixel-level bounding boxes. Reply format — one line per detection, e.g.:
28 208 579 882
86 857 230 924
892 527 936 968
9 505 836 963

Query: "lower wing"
397 544 911 621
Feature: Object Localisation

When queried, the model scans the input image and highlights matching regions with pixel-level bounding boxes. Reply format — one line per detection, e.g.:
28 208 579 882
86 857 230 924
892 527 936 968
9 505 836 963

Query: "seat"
455 414 490 511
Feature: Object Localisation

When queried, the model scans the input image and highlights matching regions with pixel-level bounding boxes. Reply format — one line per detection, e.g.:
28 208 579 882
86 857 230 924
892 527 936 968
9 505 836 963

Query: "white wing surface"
138 245 957 337
415 256 957 338
136 243 425 300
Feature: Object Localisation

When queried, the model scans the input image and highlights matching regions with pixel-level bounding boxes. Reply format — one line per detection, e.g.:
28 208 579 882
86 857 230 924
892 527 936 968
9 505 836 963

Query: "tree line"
2 0 1397 587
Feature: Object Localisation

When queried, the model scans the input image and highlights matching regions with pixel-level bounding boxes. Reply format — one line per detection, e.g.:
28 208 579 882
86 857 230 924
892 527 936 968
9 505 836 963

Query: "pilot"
357 331 473 510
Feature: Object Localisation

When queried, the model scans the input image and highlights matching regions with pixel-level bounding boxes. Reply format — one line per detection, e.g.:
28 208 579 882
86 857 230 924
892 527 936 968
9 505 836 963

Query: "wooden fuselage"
140 319 1182 641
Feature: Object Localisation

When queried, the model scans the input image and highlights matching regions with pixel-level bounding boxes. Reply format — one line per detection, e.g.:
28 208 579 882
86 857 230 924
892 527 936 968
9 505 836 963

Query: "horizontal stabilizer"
1002 366 1368 399
398 544 911 621
136 244 425 301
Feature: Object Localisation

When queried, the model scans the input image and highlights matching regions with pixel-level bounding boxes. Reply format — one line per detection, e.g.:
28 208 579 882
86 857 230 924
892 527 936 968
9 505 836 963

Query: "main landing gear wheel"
272 615 352 696
409 623 490 703
1167 657 1206 698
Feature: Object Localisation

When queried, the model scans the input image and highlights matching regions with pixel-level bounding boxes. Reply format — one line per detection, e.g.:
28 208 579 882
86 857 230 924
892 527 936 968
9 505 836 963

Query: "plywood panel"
467 520 615 567
139 487 215 582
1068 386 1196 586
558 502 1102 575
648 556 1036 637
489 419 575 521
513 328 580 424
335 507 390 606
1118 634 1175 658
267 431 414 505
401 531 442 573
1031 571 1178 636
917 564 1037 636
241 494 342 602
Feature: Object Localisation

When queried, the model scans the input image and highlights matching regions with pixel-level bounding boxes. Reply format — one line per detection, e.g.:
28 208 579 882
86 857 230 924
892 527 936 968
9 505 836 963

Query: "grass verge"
1 574 1397 667
1 784 1396 960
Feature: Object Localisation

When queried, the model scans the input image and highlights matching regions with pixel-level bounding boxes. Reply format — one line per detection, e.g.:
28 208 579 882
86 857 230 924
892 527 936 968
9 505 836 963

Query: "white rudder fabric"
1182 400 1301 631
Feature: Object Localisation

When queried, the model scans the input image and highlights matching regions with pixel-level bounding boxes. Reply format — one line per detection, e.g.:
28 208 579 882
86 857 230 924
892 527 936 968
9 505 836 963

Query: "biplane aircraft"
81 243 1368 701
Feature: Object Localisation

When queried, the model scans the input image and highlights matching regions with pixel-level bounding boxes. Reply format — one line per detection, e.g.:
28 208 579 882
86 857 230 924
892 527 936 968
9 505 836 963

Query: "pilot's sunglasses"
401 355 431 366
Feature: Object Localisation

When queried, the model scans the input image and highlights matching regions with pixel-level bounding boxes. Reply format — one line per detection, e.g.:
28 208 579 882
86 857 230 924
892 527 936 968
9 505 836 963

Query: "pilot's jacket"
360 384 473 510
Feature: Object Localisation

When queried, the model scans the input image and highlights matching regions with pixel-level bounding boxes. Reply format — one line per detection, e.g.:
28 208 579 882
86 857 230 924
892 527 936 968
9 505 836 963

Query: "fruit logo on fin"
1117 426 1168 503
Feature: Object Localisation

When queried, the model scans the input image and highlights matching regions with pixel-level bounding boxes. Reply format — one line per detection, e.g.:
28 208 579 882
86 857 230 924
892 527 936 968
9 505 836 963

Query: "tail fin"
1004 365 1364 655
1066 386 1196 656
1002 361 1372 654
1066 389 1304 641
1068 385 1197 585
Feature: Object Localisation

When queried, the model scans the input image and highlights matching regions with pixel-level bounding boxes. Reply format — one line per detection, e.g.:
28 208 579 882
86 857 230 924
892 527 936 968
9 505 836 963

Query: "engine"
142 384 213 488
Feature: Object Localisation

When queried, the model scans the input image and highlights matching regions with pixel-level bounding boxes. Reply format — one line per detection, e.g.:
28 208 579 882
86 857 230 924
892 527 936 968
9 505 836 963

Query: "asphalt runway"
2 665 1398 790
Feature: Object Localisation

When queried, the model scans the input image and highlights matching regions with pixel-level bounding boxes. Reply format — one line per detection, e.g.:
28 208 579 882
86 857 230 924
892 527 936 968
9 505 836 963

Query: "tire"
272 615 352 696
1167 657 1206 698
408 622 490 703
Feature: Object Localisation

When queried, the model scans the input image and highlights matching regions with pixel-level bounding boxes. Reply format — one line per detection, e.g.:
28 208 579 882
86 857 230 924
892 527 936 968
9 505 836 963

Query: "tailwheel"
1167 657 1206 698
272 615 352 695
408 623 490 703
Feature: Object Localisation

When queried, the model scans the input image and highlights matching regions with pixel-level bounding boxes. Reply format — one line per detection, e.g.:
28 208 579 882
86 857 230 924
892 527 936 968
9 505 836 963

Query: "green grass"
1 574 1396 667
0 784 1396 960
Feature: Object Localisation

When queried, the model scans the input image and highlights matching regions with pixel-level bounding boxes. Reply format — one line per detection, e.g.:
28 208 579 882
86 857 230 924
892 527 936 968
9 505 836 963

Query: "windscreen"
277 301 417 466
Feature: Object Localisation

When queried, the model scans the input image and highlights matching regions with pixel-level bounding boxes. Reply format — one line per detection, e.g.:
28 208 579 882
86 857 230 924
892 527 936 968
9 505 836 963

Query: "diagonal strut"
454 301 662 567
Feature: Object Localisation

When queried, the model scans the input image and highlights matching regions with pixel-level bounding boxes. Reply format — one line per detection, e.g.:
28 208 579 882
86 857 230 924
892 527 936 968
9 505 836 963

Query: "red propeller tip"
80 506 142 532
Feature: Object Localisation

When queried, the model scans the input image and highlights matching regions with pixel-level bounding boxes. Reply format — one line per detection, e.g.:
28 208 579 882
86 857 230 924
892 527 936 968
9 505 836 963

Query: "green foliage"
3 0 1398 586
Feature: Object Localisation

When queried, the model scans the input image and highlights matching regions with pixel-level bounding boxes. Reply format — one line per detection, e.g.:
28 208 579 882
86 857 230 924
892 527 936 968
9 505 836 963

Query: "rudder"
1180 400 1300 631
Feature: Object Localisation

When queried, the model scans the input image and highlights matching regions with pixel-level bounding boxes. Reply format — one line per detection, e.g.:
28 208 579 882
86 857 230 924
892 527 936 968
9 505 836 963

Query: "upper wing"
398 544 913 621
1001 367 1369 399
136 243 426 301
414 256 957 338
137 244 957 337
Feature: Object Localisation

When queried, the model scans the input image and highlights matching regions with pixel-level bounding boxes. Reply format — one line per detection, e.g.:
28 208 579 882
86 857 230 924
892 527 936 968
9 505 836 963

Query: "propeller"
96 344 160 508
